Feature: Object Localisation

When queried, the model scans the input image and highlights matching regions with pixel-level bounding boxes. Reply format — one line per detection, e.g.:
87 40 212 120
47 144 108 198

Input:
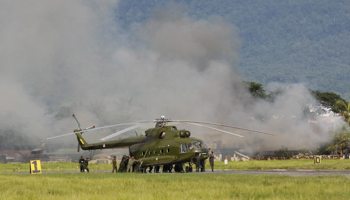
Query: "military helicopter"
47 115 273 173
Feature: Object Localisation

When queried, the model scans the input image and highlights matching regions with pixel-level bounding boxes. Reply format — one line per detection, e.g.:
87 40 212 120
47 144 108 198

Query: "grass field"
211 159 350 170
1 159 350 199
1 172 350 200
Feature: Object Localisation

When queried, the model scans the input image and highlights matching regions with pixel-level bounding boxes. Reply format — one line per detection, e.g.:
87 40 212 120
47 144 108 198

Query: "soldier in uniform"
112 156 117 173
209 151 214 172
195 153 201 172
84 157 90 173
127 156 135 173
118 155 126 172
123 156 129 172
79 156 85 172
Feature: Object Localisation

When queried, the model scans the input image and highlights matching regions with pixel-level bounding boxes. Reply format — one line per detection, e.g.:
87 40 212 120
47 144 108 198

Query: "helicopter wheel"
185 166 189 173
134 164 141 173
189 165 193 172
174 164 184 173
155 165 160 173
162 165 168 173
169 165 173 173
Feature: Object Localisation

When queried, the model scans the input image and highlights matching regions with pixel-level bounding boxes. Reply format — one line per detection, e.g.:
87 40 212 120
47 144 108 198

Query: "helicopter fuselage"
76 125 209 168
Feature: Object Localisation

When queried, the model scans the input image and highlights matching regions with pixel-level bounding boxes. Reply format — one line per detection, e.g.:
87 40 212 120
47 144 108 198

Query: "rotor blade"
46 122 153 140
84 125 95 131
100 122 154 141
187 122 244 138
86 122 152 132
172 120 274 136
46 132 77 140
72 114 81 130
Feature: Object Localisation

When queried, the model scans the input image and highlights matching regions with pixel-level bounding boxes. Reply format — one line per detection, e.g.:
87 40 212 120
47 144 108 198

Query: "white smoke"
0 1 342 151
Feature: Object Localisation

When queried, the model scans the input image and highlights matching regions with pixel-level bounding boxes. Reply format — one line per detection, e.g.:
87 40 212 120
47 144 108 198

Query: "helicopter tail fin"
76 132 88 147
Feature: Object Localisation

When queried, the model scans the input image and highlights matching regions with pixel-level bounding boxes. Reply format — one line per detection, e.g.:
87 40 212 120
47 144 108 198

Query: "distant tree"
326 125 350 156
335 100 350 125
310 90 346 113
244 81 267 99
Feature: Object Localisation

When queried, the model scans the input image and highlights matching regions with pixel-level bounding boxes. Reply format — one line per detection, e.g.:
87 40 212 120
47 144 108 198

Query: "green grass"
0 173 350 200
206 159 350 170
0 162 113 172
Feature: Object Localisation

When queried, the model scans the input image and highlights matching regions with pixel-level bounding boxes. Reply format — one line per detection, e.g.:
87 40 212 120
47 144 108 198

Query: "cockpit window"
187 143 194 152
198 141 208 148
180 144 187 153
159 131 166 139
171 126 177 130
193 142 200 149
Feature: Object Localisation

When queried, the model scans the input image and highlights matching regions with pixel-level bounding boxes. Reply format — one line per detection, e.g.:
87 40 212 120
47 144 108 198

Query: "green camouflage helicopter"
47 115 273 173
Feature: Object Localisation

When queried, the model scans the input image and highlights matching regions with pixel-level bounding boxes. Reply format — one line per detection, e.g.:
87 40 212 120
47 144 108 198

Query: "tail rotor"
73 114 95 152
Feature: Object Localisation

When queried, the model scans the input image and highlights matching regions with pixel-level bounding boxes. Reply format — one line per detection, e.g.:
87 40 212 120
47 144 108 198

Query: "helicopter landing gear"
134 163 141 173
174 163 184 173
185 165 193 173
155 165 160 173
162 164 173 173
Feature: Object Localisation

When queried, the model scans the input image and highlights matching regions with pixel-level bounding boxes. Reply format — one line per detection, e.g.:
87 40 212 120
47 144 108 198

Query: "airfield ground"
1 160 350 199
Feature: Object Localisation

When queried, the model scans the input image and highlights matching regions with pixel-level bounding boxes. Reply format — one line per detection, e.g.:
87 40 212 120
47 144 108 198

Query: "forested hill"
115 0 350 100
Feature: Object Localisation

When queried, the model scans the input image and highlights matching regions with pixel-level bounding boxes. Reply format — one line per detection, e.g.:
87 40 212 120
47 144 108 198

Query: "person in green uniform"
118 155 126 172
84 157 90 173
209 151 214 172
79 156 85 172
112 156 117 173
123 156 129 172
195 153 200 172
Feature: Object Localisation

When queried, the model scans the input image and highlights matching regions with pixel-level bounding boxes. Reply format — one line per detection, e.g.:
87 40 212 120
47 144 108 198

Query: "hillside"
115 0 350 99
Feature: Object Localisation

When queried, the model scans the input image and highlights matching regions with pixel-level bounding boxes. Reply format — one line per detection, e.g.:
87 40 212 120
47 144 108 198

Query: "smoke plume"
0 1 342 152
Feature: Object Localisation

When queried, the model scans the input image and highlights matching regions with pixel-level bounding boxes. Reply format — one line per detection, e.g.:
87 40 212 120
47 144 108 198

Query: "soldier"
123 156 129 172
209 151 214 172
127 156 135 173
200 160 205 172
112 156 117 173
84 157 90 173
79 156 85 172
195 153 201 172
118 155 126 172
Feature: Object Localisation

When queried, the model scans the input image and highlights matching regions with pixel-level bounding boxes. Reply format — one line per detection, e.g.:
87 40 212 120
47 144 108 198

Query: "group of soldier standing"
78 156 89 173
78 151 215 173
113 155 139 173
194 151 215 172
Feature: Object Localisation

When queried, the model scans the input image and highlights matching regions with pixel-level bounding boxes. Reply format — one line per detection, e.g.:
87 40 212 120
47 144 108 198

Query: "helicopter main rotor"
47 115 275 142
